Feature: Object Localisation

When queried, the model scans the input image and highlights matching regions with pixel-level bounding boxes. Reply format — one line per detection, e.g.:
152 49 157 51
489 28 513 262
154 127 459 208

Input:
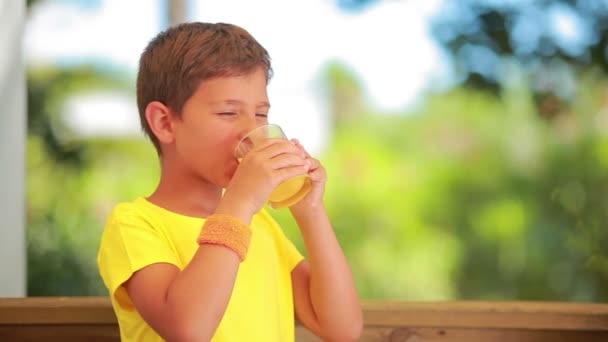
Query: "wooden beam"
1 298 607 341
360 300 608 331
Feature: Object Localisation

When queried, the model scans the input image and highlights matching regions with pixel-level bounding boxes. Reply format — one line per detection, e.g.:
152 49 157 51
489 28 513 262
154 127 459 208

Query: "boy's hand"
219 139 310 221
289 139 327 216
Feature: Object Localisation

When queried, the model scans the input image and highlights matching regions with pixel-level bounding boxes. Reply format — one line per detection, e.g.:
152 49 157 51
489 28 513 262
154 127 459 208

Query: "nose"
239 116 260 140
234 121 256 159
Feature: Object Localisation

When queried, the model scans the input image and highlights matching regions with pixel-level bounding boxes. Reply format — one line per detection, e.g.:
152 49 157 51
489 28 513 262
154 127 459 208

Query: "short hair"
136 22 273 153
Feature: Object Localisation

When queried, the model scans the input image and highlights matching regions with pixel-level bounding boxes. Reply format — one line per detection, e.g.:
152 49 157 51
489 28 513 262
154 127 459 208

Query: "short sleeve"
97 206 179 310
258 209 304 271
282 235 305 271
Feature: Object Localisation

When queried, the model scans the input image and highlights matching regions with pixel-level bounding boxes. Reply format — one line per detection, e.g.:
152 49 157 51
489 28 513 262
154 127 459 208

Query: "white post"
0 0 26 297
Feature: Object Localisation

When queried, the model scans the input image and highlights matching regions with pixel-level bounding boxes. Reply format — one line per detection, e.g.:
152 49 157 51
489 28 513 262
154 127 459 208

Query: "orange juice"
234 124 312 208
236 158 312 208
268 175 312 209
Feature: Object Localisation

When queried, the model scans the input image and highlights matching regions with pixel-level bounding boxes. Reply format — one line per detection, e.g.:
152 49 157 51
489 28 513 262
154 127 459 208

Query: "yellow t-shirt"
97 197 304 342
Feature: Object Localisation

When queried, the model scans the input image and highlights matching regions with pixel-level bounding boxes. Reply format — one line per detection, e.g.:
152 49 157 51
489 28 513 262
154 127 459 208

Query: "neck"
147 158 223 218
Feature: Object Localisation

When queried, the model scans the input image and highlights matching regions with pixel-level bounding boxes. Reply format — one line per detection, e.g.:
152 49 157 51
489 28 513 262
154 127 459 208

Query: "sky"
24 0 448 154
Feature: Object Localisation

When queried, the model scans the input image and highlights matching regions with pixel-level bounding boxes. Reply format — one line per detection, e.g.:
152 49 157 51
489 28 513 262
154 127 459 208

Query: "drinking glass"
235 124 312 209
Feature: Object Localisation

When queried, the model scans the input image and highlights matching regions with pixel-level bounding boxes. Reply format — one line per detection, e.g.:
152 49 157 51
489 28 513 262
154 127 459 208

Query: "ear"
145 101 176 145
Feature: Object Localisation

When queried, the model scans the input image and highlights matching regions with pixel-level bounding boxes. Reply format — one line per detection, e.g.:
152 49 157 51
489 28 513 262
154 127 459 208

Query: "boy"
97 22 362 342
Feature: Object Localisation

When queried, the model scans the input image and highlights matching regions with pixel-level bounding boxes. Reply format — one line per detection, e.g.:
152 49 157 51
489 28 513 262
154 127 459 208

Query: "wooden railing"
1 297 607 341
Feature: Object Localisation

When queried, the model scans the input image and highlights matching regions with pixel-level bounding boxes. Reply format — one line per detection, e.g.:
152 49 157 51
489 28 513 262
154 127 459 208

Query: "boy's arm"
288 150 363 342
125 243 240 341
291 206 363 342
124 140 309 341
124 199 253 342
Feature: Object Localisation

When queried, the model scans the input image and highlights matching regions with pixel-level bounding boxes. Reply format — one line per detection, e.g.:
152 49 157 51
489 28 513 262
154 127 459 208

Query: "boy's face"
170 67 270 187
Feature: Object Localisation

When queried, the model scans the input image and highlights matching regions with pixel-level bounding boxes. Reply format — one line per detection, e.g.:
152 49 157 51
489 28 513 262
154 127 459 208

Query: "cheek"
175 124 240 171
216 131 242 159
203 132 240 175
220 136 242 182
174 130 201 158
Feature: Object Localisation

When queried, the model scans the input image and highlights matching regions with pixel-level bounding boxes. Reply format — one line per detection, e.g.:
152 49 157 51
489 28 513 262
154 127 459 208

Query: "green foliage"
25 64 608 302
26 65 150 295
27 133 159 295
27 66 132 166
430 0 608 92
277 68 608 301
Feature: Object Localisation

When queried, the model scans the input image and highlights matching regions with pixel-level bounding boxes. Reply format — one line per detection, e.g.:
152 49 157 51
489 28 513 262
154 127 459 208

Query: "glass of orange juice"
235 124 312 209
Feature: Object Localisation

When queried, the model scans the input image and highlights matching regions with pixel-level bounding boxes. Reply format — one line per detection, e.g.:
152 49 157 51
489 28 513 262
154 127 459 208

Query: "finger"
290 139 311 157
236 138 280 160
275 164 310 182
256 139 305 159
305 157 320 171
304 158 325 180
269 153 309 170
307 165 326 182
249 138 285 153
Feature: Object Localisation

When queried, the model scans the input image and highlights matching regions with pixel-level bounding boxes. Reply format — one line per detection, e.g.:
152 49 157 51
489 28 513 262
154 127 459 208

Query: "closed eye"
219 112 237 116
256 113 268 118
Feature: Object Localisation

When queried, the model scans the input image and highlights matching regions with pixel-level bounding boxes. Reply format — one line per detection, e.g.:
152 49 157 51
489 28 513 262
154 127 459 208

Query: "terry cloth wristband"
197 214 252 262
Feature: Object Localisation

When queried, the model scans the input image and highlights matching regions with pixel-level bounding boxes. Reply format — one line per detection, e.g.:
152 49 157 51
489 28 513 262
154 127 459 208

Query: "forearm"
293 206 363 339
161 245 240 341
161 200 253 341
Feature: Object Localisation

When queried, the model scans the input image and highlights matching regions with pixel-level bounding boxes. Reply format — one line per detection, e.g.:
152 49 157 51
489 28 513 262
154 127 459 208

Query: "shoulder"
105 197 160 227
100 198 169 244
251 208 291 243
252 209 304 269
252 208 281 231
98 197 176 263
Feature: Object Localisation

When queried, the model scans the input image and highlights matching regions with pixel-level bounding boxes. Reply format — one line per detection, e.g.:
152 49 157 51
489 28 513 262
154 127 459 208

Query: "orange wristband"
197 214 252 261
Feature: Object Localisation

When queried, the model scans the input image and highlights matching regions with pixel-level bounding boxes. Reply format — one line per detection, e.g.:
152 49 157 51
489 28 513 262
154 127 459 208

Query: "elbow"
159 294 227 342
164 323 208 342
324 319 364 342
343 314 365 341
325 328 363 342
163 313 221 342
352 319 364 341
319 302 364 342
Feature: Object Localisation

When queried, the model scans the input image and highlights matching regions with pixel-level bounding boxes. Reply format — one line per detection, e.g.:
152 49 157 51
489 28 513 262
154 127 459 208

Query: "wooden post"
168 0 187 26
0 0 27 297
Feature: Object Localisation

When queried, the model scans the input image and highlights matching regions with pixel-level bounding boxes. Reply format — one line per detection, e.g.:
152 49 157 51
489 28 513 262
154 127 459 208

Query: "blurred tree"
336 0 608 116
28 67 130 167
335 0 375 12
24 0 608 302
416 81 608 301
323 0 608 302
324 62 367 126
276 63 608 301
26 0 42 8
26 65 132 295
23 0 205 296
429 0 608 116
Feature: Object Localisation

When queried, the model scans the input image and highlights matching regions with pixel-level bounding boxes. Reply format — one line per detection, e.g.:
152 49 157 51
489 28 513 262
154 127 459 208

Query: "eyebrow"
210 99 271 108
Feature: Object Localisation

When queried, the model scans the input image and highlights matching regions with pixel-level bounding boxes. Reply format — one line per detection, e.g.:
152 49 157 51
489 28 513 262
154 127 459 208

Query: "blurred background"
18 0 608 301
